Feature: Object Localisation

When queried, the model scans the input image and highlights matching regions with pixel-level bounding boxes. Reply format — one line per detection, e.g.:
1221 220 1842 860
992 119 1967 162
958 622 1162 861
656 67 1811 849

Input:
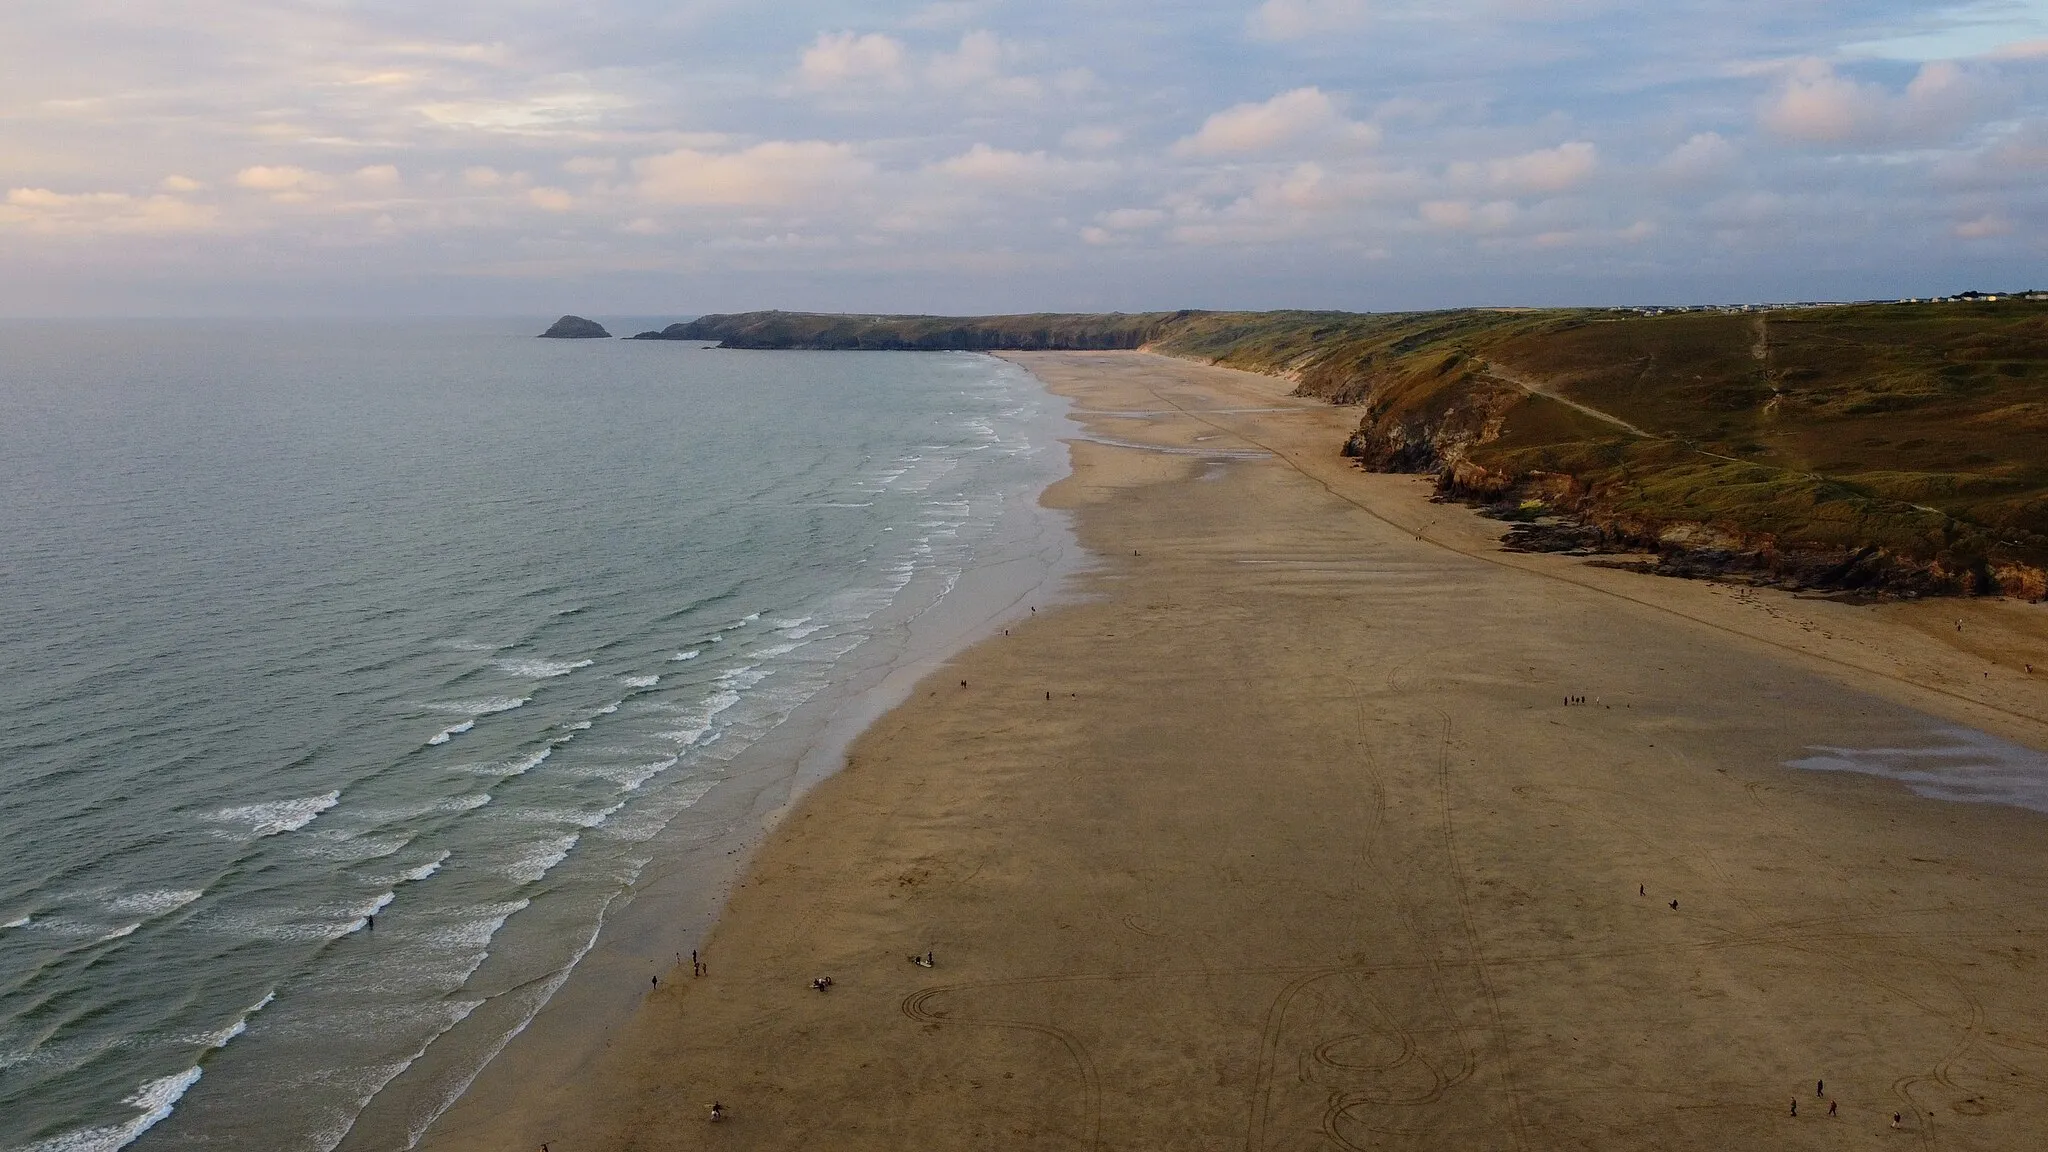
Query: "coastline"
366 356 1085 1152
423 351 2048 1150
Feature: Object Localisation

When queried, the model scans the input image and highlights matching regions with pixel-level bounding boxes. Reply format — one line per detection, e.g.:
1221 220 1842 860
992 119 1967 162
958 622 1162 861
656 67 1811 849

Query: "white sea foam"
438 639 499 652
596 700 621 716
96 923 141 943
201 991 276 1049
400 851 452 883
426 719 474 745
203 791 339 837
22 1066 203 1152
506 832 579 882
569 757 677 791
105 889 203 916
421 696 529 716
669 649 701 661
621 675 660 688
491 657 592 678
502 748 552 775
2 915 28 930
753 641 803 658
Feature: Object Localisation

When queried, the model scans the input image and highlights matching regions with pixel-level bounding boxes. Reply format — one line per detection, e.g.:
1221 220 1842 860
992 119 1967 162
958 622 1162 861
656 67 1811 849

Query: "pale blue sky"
2 1 2044 315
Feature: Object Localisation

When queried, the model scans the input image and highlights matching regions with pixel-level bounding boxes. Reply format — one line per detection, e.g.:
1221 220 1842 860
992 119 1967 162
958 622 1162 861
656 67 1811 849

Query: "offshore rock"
539 315 611 339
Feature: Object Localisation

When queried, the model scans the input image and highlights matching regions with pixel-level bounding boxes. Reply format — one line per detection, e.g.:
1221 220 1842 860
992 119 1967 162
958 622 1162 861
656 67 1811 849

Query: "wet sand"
422 351 2048 1151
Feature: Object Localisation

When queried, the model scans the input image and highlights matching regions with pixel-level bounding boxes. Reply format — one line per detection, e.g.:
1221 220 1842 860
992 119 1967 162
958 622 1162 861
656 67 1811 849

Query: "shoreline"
378 357 1085 1152
424 351 2048 1151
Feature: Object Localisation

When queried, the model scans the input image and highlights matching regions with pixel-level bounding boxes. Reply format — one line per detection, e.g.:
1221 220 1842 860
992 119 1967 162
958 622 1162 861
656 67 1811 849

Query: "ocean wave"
2 915 28 930
491 657 592 679
21 1066 203 1152
96 923 141 943
506 833 577 883
199 991 276 1049
420 696 529 716
105 889 203 916
669 649 701 661
621 675 660 688
203 791 340 837
426 719 474 746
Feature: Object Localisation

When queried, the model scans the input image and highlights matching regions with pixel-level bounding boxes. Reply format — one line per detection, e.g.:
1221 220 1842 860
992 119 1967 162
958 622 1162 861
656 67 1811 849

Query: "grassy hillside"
647 303 2048 597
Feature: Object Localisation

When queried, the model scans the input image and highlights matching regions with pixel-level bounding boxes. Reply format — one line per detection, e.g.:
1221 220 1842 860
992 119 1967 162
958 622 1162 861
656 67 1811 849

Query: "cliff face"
539 315 611 339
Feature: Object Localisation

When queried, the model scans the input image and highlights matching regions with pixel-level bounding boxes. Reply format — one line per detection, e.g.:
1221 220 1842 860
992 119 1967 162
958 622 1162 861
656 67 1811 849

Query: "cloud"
563 156 617 176
1450 141 1597 194
1173 87 1380 157
159 175 206 193
636 141 875 208
235 165 335 201
798 31 909 90
1248 0 1370 41
1658 132 1737 183
527 187 574 211
1419 198 1519 231
1954 213 2011 238
928 143 1105 189
1 187 218 234
928 30 1040 99
352 165 402 188
1986 38 2048 61
1061 125 1124 151
1760 59 1991 147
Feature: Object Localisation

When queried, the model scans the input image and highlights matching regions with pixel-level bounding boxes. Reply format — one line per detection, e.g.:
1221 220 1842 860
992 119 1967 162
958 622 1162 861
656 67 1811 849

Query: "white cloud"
1456 141 1597 194
1658 132 1737 183
1419 198 1520 231
563 157 617 176
353 164 402 188
798 31 909 90
235 165 334 201
1 187 218 234
1173 87 1380 157
928 30 1040 99
636 141 875 208
929 143 1104 188
1760 59 1991 147
159 175 206 193
527 186 574 211
462 166 509 188
1248 0 1370 41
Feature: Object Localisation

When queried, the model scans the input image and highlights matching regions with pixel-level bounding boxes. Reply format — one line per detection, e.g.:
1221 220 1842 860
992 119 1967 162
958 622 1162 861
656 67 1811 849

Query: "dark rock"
628 323 703 340
539 315 611 339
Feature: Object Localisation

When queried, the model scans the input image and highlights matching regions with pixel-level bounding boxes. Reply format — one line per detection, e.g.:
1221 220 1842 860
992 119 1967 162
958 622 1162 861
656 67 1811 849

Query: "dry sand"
423 351 2048 1151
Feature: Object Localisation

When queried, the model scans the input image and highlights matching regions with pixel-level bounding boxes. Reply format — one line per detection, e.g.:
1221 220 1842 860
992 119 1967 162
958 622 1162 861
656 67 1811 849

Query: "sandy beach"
422 351 2048 1151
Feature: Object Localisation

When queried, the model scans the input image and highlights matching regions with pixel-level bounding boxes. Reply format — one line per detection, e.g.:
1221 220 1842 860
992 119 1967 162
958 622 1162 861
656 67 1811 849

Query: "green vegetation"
654 303 2048 596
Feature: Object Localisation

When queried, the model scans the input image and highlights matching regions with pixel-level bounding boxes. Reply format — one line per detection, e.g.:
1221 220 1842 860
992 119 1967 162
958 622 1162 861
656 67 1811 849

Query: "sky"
2 0 2046 316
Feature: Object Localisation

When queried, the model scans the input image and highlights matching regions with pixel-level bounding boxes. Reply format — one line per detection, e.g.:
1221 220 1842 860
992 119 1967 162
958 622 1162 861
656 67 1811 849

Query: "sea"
0 319 1077 1152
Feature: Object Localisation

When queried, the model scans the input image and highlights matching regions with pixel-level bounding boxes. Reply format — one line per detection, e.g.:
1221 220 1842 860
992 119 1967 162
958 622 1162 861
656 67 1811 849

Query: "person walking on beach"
1790 1099 1797 1117
1892 1112 1902 1129
1828 1100 1837 1117
1817 1079 1824 1097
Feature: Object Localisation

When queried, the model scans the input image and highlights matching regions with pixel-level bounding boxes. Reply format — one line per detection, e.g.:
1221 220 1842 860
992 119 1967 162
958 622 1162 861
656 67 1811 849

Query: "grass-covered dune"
652 304 2048 597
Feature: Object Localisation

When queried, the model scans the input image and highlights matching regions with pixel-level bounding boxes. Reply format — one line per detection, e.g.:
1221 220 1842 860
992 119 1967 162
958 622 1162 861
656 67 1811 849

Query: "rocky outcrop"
539 315 611 339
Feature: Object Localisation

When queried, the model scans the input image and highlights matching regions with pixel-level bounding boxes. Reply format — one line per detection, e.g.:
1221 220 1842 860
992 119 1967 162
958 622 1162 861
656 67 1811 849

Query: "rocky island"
538 315 610 339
